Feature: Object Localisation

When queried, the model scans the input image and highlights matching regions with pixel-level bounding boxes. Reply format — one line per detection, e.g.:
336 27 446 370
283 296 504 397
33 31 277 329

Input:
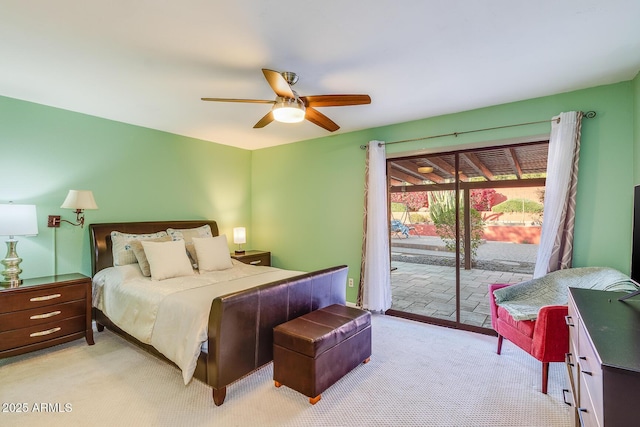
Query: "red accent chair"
488 283 569 394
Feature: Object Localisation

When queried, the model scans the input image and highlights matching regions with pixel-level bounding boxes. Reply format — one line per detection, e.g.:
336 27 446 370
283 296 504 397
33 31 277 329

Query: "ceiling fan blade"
201 97 275 104
253 111 274 128
302 94 371 107
305 107 340 132
262 69 295 98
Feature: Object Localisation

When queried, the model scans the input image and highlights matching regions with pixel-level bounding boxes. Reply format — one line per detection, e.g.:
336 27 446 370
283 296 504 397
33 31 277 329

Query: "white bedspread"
92 260 303 384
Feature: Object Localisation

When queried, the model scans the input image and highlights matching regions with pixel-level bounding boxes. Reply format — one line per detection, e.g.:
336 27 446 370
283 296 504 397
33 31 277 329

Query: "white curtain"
534 111 583 278
358 140 392 312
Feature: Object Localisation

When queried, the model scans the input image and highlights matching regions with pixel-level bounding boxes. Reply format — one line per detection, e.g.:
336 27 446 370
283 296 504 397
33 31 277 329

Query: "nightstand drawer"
231 250 271 266
0 283 87 314
0 299 86 332
243 253 270 266
0 315 85 351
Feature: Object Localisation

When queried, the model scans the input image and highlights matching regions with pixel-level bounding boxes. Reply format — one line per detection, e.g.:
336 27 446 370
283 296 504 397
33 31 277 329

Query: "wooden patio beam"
460 152 494 181
503 148 523 179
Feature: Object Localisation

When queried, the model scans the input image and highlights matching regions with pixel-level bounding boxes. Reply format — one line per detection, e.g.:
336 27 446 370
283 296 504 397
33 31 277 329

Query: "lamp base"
234 250 246 254
1 239 24 287
0 278 23 288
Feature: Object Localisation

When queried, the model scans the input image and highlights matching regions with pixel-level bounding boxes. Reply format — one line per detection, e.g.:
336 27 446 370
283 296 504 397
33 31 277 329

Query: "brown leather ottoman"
273 304 371 404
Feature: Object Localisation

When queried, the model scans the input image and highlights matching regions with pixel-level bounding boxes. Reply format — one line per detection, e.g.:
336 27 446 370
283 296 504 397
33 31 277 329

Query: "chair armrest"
531 305 569 362
489 283 512 294
488 283 513 331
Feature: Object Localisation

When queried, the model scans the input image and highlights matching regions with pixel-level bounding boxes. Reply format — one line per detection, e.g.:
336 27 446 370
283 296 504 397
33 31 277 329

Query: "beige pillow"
130 235 172 276
167 225 213 267
193 235 233 272
111 230 168 266
141 240 194 281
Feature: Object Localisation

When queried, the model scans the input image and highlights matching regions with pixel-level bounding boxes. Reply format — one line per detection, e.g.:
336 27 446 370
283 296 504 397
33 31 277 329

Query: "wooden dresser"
566 288 640 427
0 273 94 358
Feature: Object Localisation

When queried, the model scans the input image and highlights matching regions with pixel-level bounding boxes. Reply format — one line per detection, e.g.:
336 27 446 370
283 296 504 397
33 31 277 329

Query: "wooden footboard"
201 265 348 405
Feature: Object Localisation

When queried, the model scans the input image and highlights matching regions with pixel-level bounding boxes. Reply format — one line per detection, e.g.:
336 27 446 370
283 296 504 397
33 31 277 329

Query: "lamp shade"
0 204 39 237
233 227 246 244
61 190 98 210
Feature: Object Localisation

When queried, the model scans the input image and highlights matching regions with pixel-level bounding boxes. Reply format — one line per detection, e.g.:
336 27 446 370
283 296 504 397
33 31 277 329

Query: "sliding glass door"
387 142 547 332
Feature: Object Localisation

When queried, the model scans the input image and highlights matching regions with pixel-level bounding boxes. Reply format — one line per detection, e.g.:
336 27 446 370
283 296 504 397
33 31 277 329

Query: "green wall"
1 96 252 279
3 78 638 302
252 81 636 302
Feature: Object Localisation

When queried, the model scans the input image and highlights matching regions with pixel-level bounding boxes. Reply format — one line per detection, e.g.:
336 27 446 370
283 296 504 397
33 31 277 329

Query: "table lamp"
0 203 39 287
233 227 246 254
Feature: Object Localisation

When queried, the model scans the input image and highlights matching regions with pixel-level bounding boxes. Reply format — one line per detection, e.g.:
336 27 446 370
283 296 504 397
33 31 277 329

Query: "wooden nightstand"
231 250 271 267
0 273 94 358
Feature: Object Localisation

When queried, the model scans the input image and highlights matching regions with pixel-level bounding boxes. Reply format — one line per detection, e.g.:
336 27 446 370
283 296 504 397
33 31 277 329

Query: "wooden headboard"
89 220 219 276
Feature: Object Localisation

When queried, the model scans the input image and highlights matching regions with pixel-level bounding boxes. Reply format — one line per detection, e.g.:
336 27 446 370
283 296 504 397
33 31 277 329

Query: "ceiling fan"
201 69 371 132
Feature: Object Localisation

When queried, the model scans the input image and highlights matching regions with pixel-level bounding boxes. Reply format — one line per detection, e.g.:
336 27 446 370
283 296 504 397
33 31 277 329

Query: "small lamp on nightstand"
0 203 39 287
233 227 246 254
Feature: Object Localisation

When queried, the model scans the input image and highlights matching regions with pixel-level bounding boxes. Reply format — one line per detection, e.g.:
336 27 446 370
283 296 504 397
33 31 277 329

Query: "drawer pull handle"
30 293 61 302
562 389 572 406
30 327 61 337
30 310 61 320
565 352 574 367
249 260 262 265
582 370 593 376
578 408 587 426
565 315 574 327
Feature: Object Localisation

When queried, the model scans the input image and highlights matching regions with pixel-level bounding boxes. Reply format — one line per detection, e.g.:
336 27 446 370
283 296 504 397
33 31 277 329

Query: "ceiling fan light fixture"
272 98 306 123
418 166 434 174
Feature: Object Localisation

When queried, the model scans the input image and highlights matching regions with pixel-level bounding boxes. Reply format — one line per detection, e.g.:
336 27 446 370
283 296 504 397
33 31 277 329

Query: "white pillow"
141 240 195 281
167 225 213 267
111 230 168 266
129 235 172 277
193 235 233 272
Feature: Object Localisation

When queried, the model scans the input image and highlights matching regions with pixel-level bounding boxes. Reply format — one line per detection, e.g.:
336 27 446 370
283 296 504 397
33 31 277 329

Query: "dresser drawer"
0 299 87 332
566 345 579 406
0 283 87 314
578 324 603 426
567 294 580 349
577 403 599 427
0 315 85 351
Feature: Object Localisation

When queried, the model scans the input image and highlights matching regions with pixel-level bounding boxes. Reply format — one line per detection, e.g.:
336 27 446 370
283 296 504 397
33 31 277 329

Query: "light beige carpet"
1 315 571 427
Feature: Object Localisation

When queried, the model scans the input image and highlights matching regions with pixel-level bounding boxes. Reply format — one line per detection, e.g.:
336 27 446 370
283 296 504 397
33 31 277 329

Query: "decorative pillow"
141 240 194 281
167 225 213 267
111 230 169 266
193 235 233 272
129 235 172 277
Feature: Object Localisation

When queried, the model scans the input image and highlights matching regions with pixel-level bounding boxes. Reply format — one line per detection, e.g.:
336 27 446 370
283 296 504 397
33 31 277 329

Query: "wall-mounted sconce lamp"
48 190 98 228
0 203 39 287
233 227 246 254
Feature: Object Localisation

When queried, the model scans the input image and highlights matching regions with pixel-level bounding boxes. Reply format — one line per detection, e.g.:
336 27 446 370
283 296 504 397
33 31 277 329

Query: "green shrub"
428 191 484 263
492 198 543 214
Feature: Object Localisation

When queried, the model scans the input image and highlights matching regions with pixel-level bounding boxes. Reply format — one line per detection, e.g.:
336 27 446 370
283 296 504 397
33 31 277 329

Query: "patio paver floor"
390 237 536 329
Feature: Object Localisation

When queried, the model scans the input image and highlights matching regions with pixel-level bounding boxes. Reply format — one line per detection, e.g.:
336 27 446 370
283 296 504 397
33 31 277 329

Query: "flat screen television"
622 185 640 300
632 185 640 282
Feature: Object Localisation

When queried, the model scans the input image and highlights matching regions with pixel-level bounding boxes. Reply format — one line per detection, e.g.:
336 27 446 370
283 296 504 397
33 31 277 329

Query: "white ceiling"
1 1 639 150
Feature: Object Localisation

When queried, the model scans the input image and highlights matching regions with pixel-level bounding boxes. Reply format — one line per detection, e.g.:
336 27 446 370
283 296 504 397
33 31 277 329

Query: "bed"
89 220 348 406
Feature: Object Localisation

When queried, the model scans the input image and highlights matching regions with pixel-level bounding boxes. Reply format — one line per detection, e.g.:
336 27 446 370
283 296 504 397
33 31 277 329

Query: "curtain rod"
359 110 596 149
